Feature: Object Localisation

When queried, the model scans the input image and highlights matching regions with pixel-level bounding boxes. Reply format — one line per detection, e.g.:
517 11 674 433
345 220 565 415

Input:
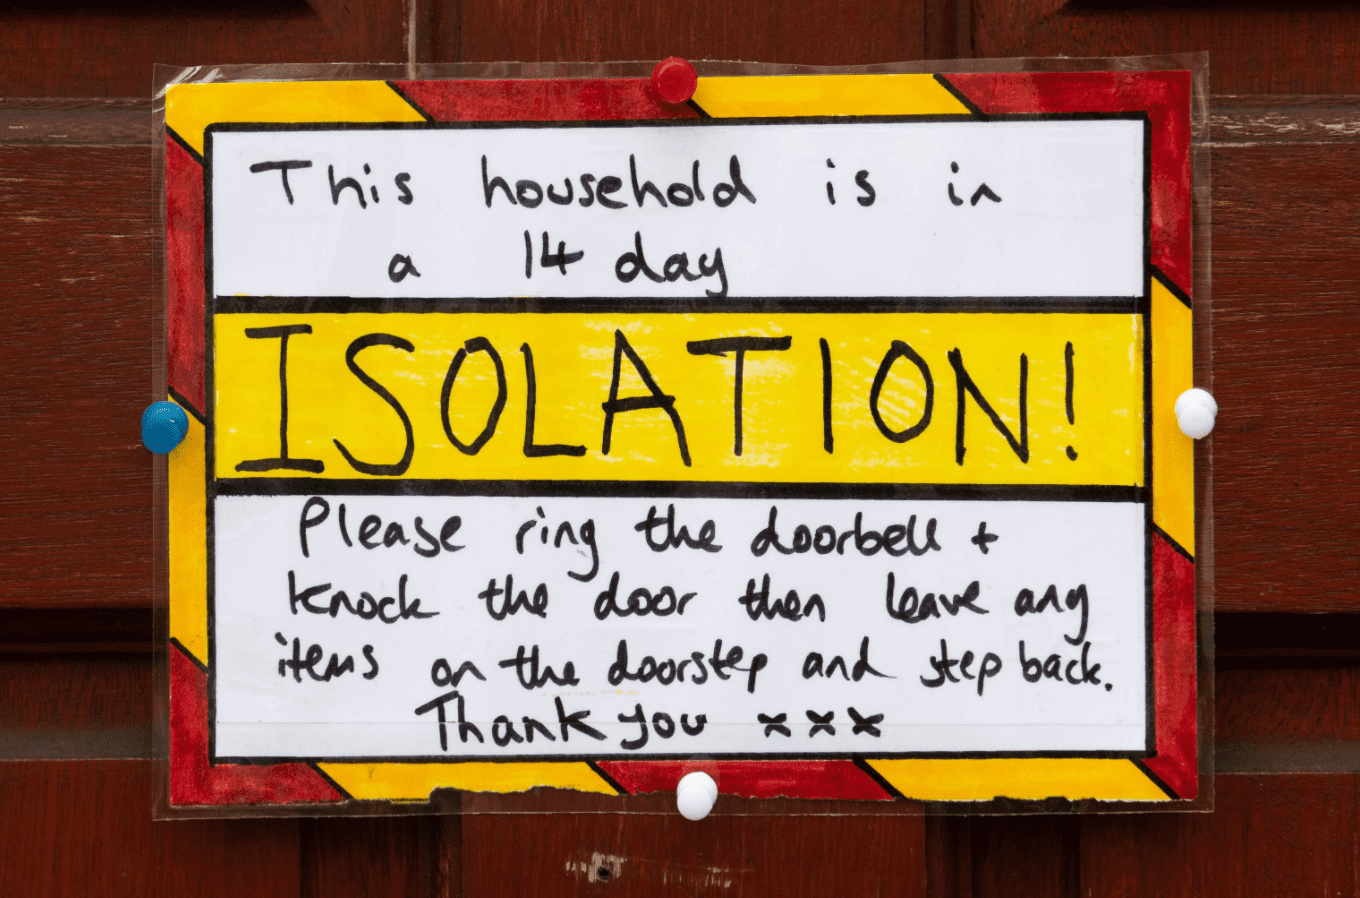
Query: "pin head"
1174 388 1218 440
651 58 698 105
142 401 190 453
676 770 718 820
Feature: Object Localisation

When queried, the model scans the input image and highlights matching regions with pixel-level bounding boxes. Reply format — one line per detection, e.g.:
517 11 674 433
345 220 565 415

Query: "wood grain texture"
1219 667 1360 744
969 0 1360 95
458 812 928 897
301 816 435 898
0 99 148 146
0 760 302 897
3 1 1359 889
1216 653 1360 773
0 654 151 759
923 0 970 60
447 0 928 67
925 816 972 898
968 816 1078 898
1211 95 1360 147
0 0 408 98
435 814 463 898
7 761 1360 897
0 147 154 608
0 607 151 652
1210 141 1360 610
1080 774 1359 897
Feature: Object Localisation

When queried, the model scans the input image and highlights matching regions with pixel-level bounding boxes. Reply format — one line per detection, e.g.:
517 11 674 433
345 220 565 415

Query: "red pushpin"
651 57 698 105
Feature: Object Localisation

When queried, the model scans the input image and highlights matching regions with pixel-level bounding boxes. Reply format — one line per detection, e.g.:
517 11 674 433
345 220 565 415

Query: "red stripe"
1141 532 1198 799
597 760 893 800
165 135 206 415
392 79 700 122
170 645 341 806
944 72 1193 294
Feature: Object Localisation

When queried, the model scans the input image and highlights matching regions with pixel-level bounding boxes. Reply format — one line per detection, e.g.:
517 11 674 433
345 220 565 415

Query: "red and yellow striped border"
165 71 1197 806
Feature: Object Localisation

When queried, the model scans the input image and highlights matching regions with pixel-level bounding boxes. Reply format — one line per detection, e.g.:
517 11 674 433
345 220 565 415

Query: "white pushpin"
1175 388 1218 439
676 771 718 821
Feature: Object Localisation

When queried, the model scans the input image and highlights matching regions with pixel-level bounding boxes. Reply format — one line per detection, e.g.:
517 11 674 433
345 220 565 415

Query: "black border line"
307 762 356 800
1150 265 1193 310
167 125 203 165
214 748 1153 766
686 99 711 119
213 296 1142 316
205 124 218 767
204 110 1144 136
932 74 987 119
1141 114 1156 758
170 636 208 674
852 757 908 799
213 478 1145 503
384 80 436 124
1131 758 1179 799
168 385 206 426
1152 522 1195 564
200 110 1158 778
585 760 628 795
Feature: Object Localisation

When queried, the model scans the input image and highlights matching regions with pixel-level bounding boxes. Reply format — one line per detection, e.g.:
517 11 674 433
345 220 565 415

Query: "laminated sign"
162 68 1200 809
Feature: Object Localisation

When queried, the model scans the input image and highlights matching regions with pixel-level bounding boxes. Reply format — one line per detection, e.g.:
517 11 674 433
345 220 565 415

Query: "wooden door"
4 1 1358 894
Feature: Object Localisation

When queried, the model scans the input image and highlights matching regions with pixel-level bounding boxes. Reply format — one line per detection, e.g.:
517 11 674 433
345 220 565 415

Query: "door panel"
2 0 1357 894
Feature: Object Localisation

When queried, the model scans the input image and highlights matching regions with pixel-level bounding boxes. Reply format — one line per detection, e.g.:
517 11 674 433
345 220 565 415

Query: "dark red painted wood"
460 809 928 897
0 0 408 97
6 0 1360 894
1081 775 1360 897
0 145 155 609
448 0 930 70
969 0 1360 96
0 760 306 898
302 815 436 898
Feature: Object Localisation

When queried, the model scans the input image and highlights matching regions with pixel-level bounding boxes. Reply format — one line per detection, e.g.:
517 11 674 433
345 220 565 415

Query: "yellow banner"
213 312 1143 486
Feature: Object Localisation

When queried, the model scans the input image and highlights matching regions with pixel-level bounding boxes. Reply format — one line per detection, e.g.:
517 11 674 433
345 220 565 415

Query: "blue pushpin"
142 401 189 453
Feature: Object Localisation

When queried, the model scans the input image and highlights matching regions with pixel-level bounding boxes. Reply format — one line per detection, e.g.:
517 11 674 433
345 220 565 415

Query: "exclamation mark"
1065 341 1078 460
820 338 834 453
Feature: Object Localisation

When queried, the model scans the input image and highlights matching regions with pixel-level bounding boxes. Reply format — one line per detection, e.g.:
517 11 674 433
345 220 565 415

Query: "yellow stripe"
865 758 1171 801
166 81 426 156
214 311 1144 487
171 75 1178 804
1150 277 1195 554
168 406 208 666
317 762 617 799
693 74 973 118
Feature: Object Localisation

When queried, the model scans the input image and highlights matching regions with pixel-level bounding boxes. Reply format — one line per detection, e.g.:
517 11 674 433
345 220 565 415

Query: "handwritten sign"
164 71 1199 808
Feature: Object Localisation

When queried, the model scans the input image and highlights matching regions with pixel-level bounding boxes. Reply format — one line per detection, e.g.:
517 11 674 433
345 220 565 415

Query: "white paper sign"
206 116 1152 765
209 119 1144 300
213 494 1145 760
